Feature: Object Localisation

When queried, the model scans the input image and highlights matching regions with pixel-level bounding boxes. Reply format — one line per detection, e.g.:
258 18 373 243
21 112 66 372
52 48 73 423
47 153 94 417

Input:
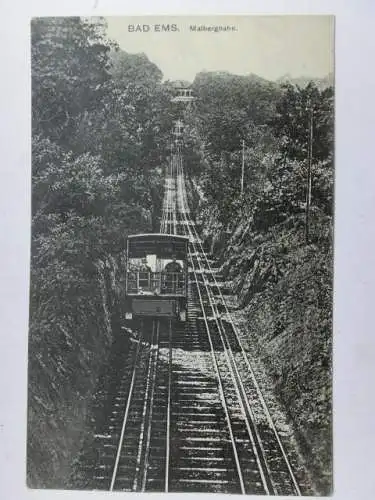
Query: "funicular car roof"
127 233 189 259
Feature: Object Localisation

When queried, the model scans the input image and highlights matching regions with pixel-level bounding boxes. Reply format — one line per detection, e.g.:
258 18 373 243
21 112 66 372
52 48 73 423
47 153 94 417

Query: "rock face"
27 255 127 488
198 200 333 495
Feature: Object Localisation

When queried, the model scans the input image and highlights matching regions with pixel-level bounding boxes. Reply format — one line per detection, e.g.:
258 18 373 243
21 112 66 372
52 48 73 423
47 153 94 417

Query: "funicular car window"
127 235 188 295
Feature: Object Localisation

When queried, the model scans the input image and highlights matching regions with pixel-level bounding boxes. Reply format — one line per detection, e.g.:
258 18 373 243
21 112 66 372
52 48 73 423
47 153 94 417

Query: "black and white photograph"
28 15 334 495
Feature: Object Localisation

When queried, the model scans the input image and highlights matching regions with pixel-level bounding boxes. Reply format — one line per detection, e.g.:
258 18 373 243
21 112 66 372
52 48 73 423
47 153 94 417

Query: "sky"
104 15 334 82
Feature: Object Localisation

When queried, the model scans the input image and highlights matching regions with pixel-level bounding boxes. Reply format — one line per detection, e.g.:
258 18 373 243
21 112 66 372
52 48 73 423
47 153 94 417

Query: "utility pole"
305 105 313 244
241 139 245 196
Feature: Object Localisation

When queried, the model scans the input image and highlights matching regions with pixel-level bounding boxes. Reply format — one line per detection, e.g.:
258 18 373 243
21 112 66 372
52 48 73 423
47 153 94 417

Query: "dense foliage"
188 72 334 493
29 17 173 486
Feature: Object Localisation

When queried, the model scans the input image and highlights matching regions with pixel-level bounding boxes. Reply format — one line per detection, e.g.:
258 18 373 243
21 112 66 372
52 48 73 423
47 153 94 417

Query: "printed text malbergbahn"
189 25 237 32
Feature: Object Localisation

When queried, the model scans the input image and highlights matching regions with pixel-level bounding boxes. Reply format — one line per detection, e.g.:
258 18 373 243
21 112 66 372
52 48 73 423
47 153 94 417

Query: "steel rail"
190 221 301 495
184 249 246 494
176 160 270 488
140 320 161 491
175 171 273 493
178 159 301 496
172 153 247 494
176 154 301 496
109 324 145 491
188 243 274 494
165 319 173 491
133 320 159 491
171 153 177 235
161 157 173 233
178 203 267 494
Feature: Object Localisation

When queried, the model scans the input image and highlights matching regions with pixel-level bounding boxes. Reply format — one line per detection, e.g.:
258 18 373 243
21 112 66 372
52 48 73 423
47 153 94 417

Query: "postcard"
28 15 334 495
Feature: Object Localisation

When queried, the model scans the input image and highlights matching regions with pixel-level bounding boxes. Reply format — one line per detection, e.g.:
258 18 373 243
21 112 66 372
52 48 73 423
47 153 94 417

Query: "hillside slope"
198 202 333 494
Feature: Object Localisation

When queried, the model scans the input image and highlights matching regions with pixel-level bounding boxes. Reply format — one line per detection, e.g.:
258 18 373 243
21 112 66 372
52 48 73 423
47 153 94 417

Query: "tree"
192 71 280 159
270 82 334 164
32 17 112 148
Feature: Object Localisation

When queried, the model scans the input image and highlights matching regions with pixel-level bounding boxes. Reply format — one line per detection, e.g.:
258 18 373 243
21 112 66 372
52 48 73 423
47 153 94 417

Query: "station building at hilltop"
170 80 195 103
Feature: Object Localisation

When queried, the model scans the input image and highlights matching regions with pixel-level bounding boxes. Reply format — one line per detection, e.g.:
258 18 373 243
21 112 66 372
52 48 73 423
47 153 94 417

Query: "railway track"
76 146 307 494
174 152 303 495
81 319 172 491
109 319 170 492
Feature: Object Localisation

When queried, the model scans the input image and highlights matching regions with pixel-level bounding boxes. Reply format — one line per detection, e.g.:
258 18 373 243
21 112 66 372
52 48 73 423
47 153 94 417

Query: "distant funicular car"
125 234 189 321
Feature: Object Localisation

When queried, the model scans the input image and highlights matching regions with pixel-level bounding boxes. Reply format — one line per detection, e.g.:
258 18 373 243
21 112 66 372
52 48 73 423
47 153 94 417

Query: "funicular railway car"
125 234 189 321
